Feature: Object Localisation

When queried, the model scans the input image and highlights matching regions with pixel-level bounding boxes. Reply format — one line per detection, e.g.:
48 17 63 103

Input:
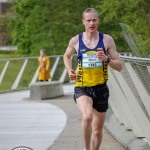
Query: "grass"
0 59 24 90
0 51 23 59
18 59 38 89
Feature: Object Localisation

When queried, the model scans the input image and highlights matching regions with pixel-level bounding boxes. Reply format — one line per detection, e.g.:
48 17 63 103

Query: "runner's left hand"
97 48 107 62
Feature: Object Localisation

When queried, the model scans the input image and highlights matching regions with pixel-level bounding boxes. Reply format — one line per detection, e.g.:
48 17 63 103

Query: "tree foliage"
10 0 150 57
98 0 150 56
11 0 99 55
10 0 33 53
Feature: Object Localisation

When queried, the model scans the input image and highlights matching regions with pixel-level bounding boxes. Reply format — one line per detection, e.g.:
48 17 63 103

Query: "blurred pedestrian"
38 49 50 81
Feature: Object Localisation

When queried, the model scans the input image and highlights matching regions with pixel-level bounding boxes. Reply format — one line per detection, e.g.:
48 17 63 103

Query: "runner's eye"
93 19 97 22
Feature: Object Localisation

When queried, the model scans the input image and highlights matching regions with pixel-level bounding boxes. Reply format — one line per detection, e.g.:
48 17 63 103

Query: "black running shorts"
74 83 109 112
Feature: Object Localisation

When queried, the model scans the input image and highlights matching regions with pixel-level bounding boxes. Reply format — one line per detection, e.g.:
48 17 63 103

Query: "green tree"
10 0 99 55
11 0 150 57
98 0 150 56
10 0 34 54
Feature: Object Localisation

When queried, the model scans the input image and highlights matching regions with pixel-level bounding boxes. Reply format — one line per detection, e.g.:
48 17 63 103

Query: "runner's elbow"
63 53 71 60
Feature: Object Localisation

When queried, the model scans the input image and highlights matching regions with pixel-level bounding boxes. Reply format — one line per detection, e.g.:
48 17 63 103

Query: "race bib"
82 53 102 68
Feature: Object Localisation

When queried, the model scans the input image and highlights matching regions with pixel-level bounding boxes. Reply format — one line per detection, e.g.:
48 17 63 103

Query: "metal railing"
0 53 149 91
108 55 150 147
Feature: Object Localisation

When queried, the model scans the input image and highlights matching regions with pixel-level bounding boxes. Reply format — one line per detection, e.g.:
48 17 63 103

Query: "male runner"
63 8 122 150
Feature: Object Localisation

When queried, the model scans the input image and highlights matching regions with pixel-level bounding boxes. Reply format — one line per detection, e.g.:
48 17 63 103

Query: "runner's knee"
92 129 103 138
82 114 93 124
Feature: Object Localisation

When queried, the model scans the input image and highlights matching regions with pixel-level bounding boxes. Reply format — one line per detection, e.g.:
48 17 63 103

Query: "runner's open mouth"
89 27 95 29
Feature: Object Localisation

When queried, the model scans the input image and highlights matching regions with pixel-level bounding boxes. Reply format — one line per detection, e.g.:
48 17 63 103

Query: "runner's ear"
82 19 85 25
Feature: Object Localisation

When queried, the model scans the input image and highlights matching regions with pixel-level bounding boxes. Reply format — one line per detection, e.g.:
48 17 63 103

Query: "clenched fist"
68 69 76 80
97 48 108 62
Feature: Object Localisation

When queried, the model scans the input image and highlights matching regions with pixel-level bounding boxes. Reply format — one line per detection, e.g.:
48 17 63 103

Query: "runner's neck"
84 31 99 42
82 31 99 49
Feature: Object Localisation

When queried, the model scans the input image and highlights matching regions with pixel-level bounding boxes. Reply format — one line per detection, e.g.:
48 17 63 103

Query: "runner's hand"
68 69 76 80
97 48 107 62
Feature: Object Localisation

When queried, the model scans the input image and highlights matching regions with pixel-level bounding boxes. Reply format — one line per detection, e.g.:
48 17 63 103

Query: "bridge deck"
0 84 127 150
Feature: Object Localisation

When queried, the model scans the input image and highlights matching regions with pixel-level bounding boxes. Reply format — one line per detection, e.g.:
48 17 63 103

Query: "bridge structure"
0 53 150 150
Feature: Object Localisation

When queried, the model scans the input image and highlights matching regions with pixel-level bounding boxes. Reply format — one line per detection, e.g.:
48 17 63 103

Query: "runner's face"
82 12 99 33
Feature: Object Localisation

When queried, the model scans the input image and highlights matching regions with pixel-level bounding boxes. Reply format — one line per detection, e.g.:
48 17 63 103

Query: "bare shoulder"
68 35 79 51
64 34 79 56
103 34 114 43
103 33 116 50
103 34 120 58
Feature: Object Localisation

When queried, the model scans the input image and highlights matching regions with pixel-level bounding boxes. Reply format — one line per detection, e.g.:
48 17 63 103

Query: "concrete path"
0 84 127 150
0 91 67 150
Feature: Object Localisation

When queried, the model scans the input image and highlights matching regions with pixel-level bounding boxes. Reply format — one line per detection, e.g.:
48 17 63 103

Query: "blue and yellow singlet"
75 32 108 87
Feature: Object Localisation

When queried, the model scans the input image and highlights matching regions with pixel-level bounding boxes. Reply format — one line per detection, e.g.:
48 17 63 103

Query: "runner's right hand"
68 69 76 80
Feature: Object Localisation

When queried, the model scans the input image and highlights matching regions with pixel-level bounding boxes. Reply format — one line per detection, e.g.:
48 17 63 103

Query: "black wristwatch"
106 56 111 63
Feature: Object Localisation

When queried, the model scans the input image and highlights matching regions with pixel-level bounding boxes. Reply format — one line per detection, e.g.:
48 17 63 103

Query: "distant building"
0 0 13 46
0 0 8 2
0 2 11 13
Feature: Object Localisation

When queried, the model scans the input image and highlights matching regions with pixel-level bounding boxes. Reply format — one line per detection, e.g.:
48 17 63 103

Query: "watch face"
107 57 111 63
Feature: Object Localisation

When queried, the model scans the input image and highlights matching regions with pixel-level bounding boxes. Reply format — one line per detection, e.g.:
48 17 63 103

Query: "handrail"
1 53 149 62
0 55 63 62
120 55 150 62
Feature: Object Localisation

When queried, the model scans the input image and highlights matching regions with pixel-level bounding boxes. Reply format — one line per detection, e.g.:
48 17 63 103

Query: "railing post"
125 63 150 117
0 61 9 84
59 56 73 83
111 68 144 137
49 57 60 81
59 68 68 83
29 66 40 86
108 69 132 129
11 59 28 90
148 66 150 74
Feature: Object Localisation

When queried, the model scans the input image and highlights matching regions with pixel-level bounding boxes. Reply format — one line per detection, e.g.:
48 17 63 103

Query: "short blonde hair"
82 8 99 19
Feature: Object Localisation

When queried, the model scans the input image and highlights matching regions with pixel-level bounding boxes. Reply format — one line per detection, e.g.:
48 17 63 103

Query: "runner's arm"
63 37 77 71
63 36 78 80
106 36 122 71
